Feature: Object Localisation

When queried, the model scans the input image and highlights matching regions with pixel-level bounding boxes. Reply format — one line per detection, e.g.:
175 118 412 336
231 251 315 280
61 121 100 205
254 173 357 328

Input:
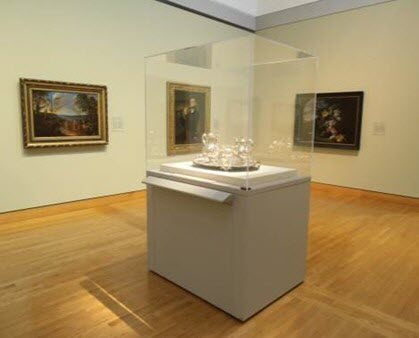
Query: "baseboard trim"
311 182 418 205
1 182 416 223
0 190 147 223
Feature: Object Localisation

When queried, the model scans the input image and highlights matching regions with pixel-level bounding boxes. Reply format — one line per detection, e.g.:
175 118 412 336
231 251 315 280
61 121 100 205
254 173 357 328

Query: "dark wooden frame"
294 91 364 150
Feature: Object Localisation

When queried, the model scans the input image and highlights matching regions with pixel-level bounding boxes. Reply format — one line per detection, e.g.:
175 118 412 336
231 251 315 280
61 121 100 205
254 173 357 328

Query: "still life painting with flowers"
294 91 364 150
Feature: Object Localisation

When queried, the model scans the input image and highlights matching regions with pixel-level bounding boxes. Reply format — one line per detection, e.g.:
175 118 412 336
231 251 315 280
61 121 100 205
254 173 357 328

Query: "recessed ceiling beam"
256 0 396 30
156 0 396 32
155 0 256 32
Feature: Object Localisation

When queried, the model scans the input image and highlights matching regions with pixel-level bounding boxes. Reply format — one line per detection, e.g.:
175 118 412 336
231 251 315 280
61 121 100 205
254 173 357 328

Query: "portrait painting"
294 91 364 150
167 82 211 155
20 78 108 148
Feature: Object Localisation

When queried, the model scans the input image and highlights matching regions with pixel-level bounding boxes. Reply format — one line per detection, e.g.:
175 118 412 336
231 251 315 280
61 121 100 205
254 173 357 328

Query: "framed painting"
167 82 211 155
20 78 108 148
295 91 364 150
293 93 316 146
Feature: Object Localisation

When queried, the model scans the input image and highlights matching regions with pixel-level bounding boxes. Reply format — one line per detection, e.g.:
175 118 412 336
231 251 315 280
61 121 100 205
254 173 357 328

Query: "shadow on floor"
80 254 240 336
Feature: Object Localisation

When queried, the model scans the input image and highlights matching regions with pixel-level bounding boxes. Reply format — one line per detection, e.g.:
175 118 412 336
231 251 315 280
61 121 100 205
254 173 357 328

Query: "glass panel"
145 35 317 190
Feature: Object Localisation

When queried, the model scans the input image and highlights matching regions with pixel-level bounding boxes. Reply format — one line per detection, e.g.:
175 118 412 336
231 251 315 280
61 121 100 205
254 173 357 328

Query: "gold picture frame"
20 78 108 148
167 82 211 155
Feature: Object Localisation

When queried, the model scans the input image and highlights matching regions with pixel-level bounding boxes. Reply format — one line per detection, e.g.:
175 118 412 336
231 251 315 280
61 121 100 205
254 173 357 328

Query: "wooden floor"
0 184 418 337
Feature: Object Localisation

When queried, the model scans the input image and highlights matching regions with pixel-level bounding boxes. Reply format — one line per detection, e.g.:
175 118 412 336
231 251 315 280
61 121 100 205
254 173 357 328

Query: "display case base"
144 169 309 321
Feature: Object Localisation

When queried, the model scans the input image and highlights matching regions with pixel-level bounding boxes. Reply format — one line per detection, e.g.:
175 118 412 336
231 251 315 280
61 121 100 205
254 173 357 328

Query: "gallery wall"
259 0 419 197
0 0 245 213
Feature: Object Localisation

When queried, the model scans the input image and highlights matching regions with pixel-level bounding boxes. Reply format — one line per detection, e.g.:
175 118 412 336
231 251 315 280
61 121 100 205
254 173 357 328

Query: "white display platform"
160 161 297 187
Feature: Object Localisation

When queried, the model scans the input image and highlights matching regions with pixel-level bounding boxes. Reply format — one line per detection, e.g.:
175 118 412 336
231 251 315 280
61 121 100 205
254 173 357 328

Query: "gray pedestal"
144 169 310 321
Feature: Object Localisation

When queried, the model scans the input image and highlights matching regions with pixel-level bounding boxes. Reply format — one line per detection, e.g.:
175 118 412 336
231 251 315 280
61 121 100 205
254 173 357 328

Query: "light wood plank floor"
0 184 418 337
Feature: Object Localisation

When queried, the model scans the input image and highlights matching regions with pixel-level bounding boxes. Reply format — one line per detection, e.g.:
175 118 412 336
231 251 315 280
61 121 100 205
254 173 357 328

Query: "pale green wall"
2 0 417 213
259 0 419 197
0 0 245 213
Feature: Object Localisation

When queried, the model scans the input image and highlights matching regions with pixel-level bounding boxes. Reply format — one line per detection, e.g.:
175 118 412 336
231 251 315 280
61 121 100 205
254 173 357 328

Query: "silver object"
193 133 260 171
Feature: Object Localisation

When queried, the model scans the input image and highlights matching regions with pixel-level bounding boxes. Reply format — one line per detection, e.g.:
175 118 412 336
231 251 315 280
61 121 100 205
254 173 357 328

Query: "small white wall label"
112 116 125 131
373 122 386 135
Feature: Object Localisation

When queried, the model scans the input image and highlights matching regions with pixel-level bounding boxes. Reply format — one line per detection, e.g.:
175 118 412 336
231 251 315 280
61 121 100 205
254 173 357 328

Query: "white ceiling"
210 0 257 15
211 0 320 16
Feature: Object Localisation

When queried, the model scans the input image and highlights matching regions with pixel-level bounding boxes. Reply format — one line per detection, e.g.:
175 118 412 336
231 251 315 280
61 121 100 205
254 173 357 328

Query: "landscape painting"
21 79 108 148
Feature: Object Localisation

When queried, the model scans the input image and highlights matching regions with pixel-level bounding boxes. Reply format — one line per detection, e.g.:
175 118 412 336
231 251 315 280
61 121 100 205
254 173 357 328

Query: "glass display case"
144 34 318 321
145 34 317 190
